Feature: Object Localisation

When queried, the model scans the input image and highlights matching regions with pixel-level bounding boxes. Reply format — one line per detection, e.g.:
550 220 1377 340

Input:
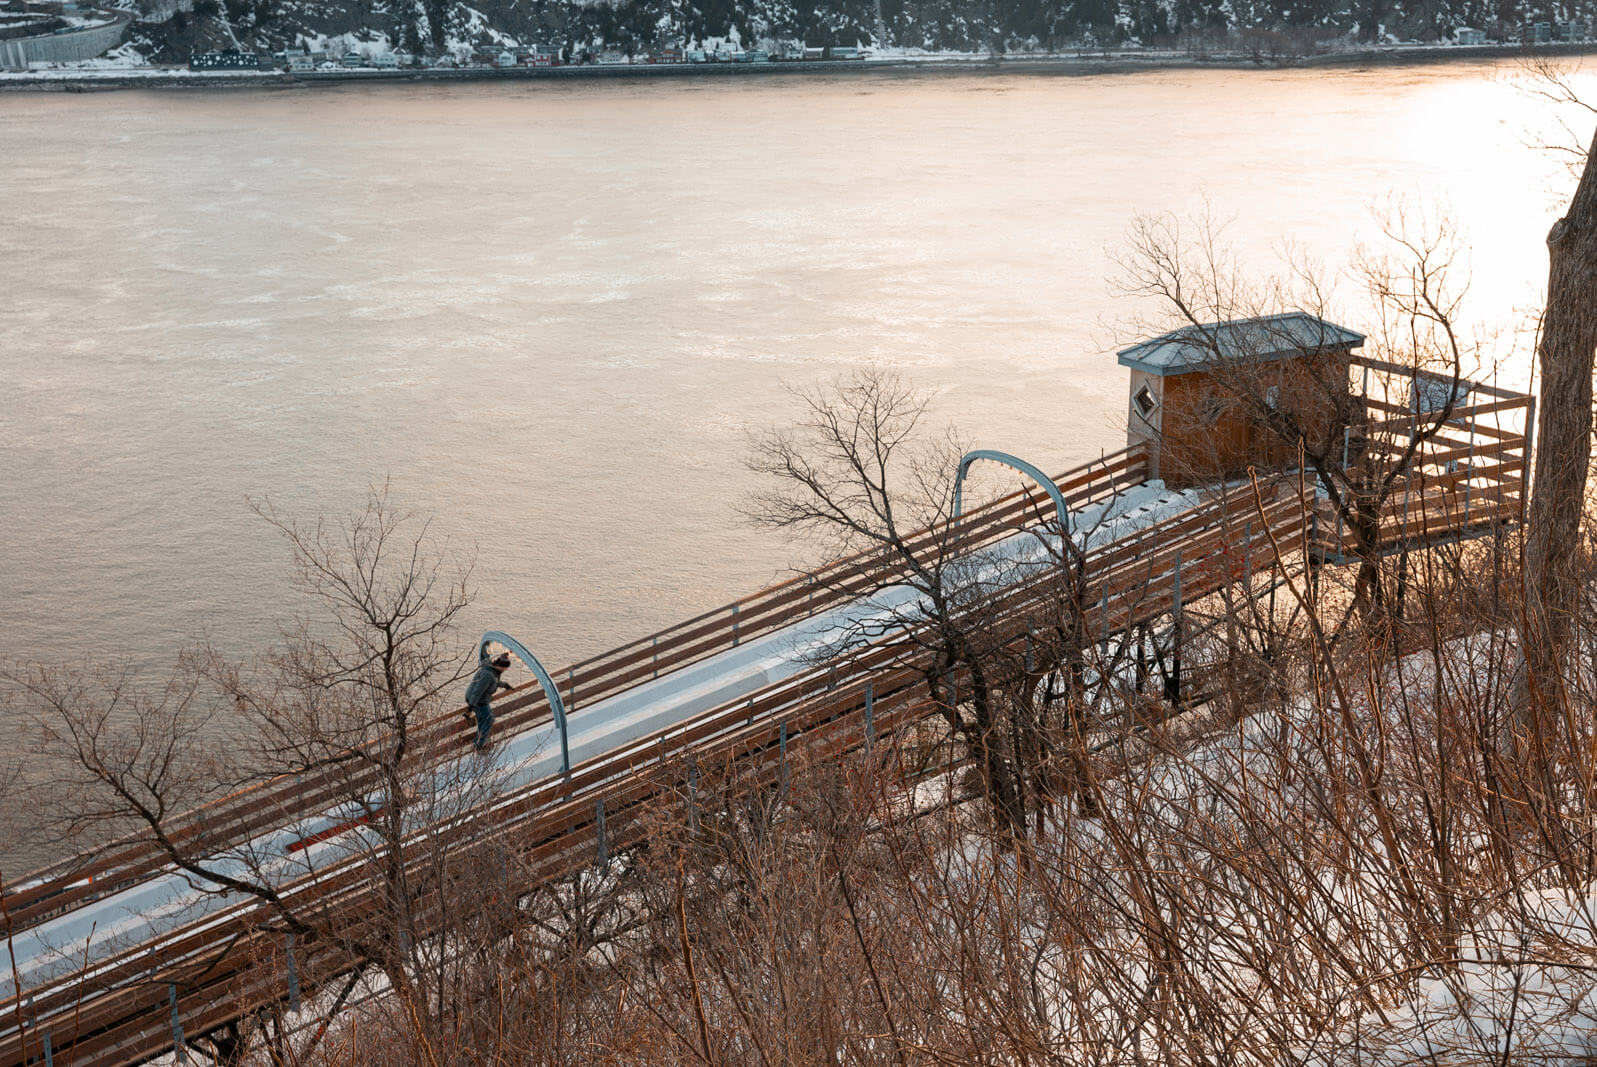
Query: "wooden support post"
286 933 300 1014
1135 624 1147 692
1243 523 1254 589
652 634 659 680
864 683 875 752
170 985 186 1064
779 720 788 797
687 757 698 833
1397 474 1413 619
1267 572 1279 661
1521 395 1536 524
1165 554 1183 708
1309 513 1322 602
1463 404 1477 524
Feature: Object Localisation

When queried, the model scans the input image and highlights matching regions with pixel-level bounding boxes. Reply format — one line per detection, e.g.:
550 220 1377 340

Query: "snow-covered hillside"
103 0 1597 67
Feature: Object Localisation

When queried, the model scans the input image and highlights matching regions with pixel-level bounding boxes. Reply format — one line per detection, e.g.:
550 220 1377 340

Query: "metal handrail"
952 448 1072 541
479 631 570 775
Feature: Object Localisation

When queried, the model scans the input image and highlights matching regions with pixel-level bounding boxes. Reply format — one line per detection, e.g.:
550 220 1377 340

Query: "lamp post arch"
478 630 570 775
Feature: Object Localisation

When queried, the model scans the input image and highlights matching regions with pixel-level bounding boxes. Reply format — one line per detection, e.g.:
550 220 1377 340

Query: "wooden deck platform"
0 362 1535 1067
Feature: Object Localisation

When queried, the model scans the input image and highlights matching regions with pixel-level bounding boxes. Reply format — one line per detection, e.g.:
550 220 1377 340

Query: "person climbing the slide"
464 649 514 751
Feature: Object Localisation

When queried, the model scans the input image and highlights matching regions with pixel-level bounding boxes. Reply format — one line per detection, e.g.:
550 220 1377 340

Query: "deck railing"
1314 356 1533 559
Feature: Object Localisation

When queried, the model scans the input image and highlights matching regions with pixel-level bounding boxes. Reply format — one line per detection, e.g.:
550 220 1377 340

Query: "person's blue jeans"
471 702 494 750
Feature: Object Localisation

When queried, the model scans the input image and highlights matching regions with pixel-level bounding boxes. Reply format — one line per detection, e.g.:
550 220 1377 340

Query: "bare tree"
1518 89 1597 735
745 369 1101 837
3 485 505 1062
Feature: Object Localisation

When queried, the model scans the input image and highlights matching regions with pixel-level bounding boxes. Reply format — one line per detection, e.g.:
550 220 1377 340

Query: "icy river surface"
0 60 1586 677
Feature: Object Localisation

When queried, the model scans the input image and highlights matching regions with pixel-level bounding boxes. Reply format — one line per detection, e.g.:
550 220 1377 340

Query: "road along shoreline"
2 41 1594 93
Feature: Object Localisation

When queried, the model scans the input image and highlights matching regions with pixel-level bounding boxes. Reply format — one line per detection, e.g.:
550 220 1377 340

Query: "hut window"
1266 385 1280 410
1133 384 1158 420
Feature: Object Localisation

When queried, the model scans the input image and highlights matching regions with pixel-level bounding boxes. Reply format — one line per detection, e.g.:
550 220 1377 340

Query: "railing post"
1522 396 1537 523
1309 512 1322 602
864 683 875 751
1243 521 1254 590
169 984 186 1063
731 603 740 647
1135 625 1147 692
652 634 659 680
42 1033 53 1067
1165 553 1183 707
1463 403 1477 524
595 799 608 867
779 720 788 797
687 756 698 833
286 932 300 1013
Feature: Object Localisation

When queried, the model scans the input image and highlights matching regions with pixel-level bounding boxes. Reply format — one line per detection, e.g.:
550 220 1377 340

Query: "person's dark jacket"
465 654 511 708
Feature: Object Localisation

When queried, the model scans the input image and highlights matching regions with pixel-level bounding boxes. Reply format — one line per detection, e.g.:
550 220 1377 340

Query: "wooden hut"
1118 312 1365 490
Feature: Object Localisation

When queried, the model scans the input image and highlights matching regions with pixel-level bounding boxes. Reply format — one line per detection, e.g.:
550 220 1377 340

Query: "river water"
0 61 1588 677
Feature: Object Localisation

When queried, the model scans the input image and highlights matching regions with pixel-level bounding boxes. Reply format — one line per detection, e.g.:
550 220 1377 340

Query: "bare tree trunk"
1521 127 1597 733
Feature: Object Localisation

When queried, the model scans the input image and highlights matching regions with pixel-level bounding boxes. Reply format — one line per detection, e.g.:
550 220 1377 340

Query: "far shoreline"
3 40 1596 93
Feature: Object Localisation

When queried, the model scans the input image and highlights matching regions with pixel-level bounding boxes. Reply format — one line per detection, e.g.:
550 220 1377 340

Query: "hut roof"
1116 312 1364 377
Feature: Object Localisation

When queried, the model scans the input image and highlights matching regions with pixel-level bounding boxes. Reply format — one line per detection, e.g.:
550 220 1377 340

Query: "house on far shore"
1455 26 1486 44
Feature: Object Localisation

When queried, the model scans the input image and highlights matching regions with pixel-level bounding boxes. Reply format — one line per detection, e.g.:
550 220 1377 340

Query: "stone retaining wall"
0 13 130 69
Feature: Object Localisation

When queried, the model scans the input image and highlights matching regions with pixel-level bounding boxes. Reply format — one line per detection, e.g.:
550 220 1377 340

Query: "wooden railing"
0 447 1150 940
1313 377 1533 559
1 450 1162 1067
